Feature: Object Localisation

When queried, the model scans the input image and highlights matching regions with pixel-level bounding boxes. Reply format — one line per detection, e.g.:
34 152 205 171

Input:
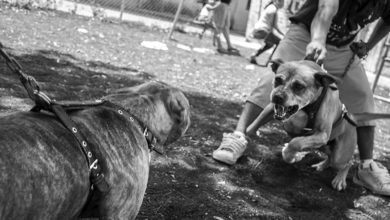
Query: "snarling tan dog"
250 60 390 191
0 81 190 220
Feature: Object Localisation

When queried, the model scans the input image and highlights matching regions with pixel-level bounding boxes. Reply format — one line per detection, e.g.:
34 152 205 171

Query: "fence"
77 0 199 23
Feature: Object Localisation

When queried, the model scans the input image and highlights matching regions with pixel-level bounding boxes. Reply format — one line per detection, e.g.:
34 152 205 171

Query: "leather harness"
301 84 357 136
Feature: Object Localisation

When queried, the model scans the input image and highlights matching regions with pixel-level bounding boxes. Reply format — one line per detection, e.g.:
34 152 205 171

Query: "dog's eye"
274 76 284 87
292 82 305 93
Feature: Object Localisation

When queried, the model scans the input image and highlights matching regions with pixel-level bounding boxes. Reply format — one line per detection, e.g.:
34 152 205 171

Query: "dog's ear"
314 72 336 88
161 89 190 144
270 59 284 73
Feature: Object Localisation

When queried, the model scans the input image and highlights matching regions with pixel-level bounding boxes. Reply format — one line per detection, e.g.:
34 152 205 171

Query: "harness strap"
302 86 329 129
300 84 359 136
50 104 109 193
340 104 358 127
0 43 109 193
101 101 162 155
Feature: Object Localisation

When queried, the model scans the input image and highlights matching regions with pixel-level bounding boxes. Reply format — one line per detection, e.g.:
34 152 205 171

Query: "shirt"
290 0 390 47
254 3 289 36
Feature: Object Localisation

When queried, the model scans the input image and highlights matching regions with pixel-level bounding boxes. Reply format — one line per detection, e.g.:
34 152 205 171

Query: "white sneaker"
353 161 390 196
212 132 248 165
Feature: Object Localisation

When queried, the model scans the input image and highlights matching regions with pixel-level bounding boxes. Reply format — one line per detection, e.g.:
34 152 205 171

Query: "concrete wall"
230 0 251 34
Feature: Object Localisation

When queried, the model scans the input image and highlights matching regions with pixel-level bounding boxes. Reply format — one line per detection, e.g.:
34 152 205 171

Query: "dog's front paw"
331 175 347 191
282 144 309 164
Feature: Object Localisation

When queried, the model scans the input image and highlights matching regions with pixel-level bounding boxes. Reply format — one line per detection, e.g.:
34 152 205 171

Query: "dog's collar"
302 86 330 128
301 85 340 133
102 100 163 155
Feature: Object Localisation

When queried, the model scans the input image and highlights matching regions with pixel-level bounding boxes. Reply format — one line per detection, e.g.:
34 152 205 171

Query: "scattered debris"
140 41 168 51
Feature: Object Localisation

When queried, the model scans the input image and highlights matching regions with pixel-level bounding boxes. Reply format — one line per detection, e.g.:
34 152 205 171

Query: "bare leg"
235 102 263 134
221 27 233 50
246 103 274 135
249 43 274 64
214 28 223 50
213 101 262 165
252 43 274 57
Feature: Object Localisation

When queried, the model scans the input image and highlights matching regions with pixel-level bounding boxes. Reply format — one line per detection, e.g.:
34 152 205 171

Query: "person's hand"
350 41 368 59
205 4 213 10
305 41 327 65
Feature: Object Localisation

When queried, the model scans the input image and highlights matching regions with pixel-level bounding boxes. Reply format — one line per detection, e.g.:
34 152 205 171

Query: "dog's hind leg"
331 162 352 191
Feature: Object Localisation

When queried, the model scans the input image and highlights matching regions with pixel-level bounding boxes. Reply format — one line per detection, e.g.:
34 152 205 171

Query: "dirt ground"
1 3 390 220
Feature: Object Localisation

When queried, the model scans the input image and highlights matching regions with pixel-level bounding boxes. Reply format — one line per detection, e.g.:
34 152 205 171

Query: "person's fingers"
305 47 316 61
316 49 326 64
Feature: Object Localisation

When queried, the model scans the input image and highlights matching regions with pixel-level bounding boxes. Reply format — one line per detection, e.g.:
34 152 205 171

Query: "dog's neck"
104 94 170 144
302 87 328 122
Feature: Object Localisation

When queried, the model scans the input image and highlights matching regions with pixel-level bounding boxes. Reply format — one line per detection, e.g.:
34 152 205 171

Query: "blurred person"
206 0 239 54
194 0 218 42
212 0 390 196
249 0 290 65
197 0 217 23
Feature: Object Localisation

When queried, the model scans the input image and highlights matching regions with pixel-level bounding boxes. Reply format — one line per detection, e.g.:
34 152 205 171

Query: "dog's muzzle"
272 93 299 120
273 104 299 120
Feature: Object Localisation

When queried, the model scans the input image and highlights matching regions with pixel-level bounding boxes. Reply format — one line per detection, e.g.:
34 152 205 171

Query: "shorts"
252 30 281 46
247 23 375 126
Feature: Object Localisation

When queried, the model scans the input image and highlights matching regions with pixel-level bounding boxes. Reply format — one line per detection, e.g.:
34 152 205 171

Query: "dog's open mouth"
274 104 299 120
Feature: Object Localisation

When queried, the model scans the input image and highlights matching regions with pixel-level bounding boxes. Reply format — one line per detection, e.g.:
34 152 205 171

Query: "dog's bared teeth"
274 105 287 119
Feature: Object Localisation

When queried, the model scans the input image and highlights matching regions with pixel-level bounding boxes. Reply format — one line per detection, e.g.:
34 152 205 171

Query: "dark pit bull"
0 81 190 220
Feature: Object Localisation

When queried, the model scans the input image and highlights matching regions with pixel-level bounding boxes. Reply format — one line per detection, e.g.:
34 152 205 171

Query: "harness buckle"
90 159 99 170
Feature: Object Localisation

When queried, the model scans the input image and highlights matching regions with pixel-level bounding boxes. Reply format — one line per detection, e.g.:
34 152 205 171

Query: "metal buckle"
143 128 148 137
90 159 98 170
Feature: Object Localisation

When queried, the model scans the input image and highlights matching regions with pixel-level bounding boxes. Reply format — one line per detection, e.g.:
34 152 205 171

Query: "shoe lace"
219 134 246 153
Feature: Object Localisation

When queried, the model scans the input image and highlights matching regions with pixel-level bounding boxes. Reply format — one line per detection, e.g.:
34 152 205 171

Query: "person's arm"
366 18 390 51
306 0 339 63
206 0 221 10
272 27 285 40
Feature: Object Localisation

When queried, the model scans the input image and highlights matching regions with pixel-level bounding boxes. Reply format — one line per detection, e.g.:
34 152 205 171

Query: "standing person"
207 0 239 54
212 0 390 196
249 0 289 65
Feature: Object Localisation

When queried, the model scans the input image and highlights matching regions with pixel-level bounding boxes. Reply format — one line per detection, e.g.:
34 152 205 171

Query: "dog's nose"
272 94 285 104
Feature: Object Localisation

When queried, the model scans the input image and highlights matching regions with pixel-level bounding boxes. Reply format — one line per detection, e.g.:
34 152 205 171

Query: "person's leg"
235 102 263 134
221 4 237 51
213 28 223 50
255 43 274 57
357 126 374 160
213 69 274 165
249 43 274 64
325 45 390 195
213 3 226 51
212 73 273 165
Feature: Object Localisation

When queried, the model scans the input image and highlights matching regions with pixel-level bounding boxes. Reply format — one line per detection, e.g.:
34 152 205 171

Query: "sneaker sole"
353 176 390 196
212 153 236 165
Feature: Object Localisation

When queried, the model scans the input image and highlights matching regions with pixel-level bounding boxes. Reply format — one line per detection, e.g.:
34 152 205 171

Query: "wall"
230 0 251 34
